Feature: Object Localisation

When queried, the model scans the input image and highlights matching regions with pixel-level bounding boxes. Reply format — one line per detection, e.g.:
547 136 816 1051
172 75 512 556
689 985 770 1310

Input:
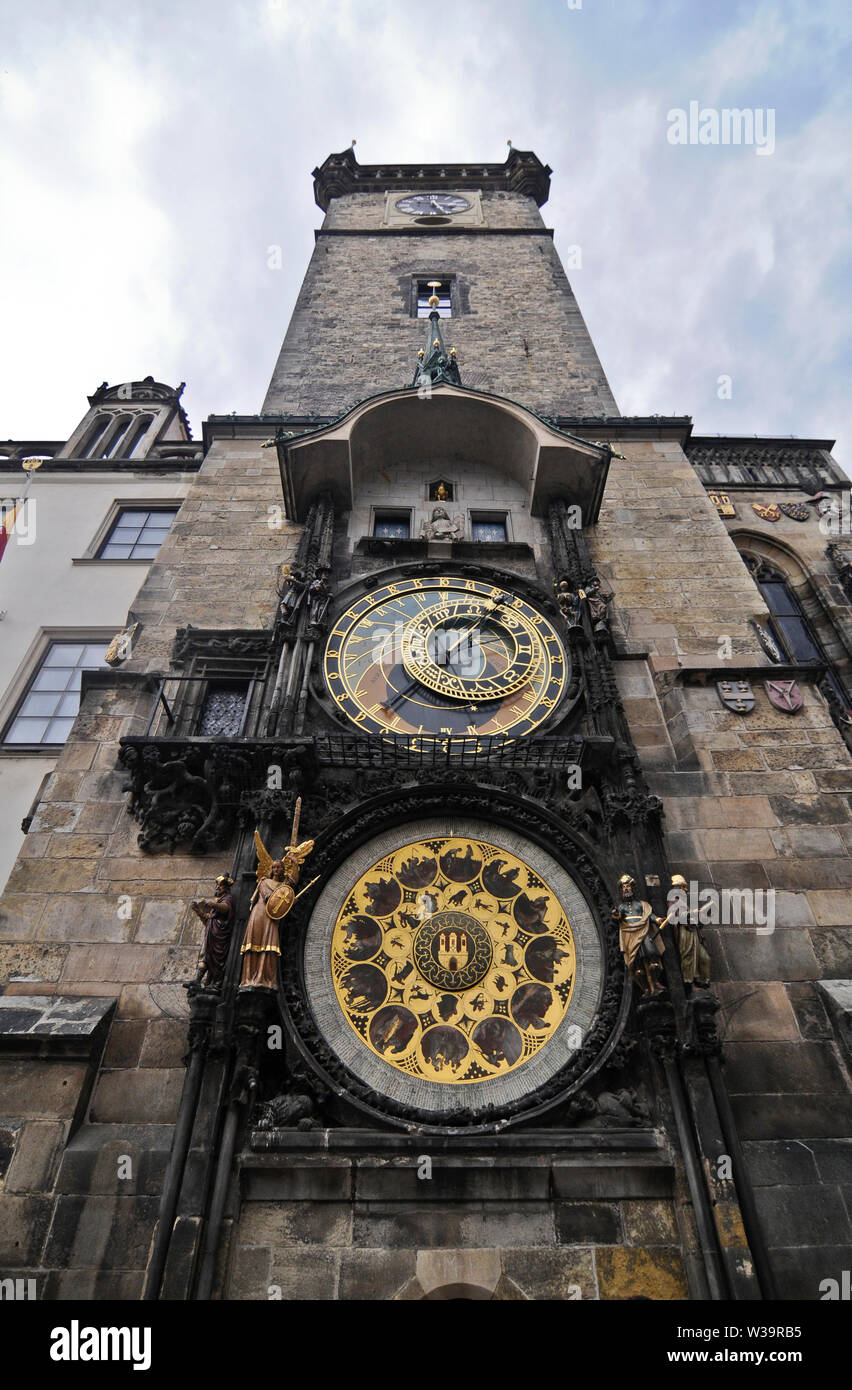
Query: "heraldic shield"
764 679 804 714
778 502 810 522
717 680 755 713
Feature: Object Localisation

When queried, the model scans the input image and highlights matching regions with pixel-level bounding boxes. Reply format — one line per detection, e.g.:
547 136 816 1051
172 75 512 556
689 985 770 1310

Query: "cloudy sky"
1 0 850 471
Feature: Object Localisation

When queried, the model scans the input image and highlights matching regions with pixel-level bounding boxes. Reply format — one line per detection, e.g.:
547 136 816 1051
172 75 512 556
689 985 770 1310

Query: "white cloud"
0 0 848 478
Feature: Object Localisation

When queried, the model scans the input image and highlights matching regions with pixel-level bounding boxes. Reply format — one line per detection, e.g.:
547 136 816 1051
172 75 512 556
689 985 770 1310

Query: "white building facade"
0 378 201 890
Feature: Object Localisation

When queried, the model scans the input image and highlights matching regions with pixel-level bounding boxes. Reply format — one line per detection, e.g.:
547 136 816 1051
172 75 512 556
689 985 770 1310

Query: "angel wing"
253 828 273 884
287 838 314 867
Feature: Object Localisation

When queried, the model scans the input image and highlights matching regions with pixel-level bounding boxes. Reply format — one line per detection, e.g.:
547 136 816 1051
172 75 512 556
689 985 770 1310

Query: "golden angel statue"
239 798 315 990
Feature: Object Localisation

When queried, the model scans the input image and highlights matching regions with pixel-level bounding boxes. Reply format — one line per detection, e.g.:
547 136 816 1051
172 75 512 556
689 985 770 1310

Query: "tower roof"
312 147 552 211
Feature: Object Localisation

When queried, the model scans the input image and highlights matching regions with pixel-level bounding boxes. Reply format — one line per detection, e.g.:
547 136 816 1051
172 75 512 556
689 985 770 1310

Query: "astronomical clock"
264 560 627 1132
323 577 567 740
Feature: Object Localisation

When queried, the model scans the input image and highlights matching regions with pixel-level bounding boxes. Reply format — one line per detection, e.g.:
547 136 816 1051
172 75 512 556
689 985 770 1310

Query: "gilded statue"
669 873 711 988
554 579 581 627
190 873 235 992
239 800 315 990
612 872 666 997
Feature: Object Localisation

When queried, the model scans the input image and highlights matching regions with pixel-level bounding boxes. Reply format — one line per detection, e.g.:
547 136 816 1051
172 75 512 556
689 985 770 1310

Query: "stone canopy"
276 384 611 524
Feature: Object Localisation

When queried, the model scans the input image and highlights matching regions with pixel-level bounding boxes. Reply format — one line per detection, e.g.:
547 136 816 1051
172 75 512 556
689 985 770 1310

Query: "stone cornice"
312 148 552 211
0 454 202 475
688 434 836 452
314 227 555 239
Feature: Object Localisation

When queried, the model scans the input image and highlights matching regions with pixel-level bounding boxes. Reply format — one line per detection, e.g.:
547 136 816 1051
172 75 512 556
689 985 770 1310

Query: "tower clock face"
395 193 471 216
324 577 567 739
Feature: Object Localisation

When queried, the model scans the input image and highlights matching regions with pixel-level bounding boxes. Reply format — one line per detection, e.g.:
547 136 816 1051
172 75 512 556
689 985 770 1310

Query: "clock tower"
263 146 617 419
3 148 850 1306
229 150 635 1151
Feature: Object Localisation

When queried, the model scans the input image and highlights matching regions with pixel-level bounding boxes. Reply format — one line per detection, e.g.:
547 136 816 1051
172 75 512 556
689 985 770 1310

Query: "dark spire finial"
412 300 462 392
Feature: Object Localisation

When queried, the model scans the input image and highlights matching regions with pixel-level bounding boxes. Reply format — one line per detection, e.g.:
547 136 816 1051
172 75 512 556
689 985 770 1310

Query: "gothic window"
2 640 109 746
98 507 178 559
416 279 452 318
745 556 850 709
124 415 155 458
471 512 508 543
759 580 824 664
82 413 158 460
98 415 134 458
81 414 112 458
197 683 250 737
373 509 411 539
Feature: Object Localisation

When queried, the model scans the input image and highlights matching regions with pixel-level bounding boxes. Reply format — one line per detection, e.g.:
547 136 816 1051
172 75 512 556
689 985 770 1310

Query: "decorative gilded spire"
412 287 462 391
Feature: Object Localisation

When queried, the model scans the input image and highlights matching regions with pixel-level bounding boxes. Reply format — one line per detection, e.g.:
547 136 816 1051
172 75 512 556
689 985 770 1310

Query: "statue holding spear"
239 798 317 990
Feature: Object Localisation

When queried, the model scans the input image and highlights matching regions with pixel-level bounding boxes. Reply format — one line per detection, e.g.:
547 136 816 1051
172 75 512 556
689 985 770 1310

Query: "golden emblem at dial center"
330 836 577 1084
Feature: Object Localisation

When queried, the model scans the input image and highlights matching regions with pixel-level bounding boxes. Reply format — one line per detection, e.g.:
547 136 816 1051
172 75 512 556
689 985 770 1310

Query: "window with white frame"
3 641 109 746
373 509 412 539
416 280 452 318
97 507 179 559
470 512 508 543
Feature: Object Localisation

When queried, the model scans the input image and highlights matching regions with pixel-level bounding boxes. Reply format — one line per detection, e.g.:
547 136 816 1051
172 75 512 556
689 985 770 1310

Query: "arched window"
99 414 133 459
81 414 113 458
124 415 155 458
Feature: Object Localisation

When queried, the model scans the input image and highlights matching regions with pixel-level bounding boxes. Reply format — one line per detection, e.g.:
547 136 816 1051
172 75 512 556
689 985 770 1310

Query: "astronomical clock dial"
395 193 472 216
302 819 606 1119
324 577 568 739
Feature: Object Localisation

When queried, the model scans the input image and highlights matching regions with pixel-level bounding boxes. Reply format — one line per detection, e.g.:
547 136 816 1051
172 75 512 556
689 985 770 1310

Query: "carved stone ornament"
717 679 755 713
764 679 803 714
687 442 830 493
104 621 140 667
826 543 852 602
562 1087 651 1127
751 621 783 663
255 1089 325 1131
172 625 270 666
420 507 464 541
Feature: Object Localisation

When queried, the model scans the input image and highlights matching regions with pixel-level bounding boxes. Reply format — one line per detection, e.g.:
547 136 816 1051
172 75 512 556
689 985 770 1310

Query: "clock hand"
385 616 492 711
386 595 513 711
435 596 514 672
